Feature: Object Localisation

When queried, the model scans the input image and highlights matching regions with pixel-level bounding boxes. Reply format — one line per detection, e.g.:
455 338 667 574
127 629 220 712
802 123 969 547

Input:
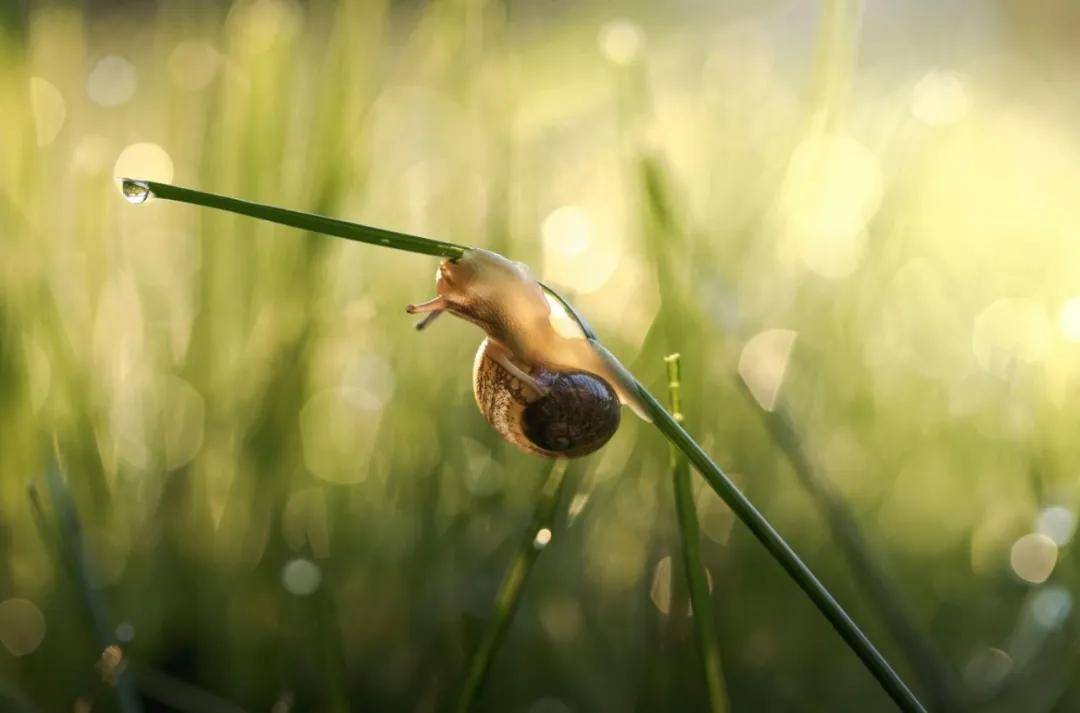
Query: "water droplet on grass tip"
120 179 152 205
533 528 552 550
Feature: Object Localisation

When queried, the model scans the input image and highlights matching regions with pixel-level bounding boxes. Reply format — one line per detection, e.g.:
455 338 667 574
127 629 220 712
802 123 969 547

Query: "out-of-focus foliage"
2 0 1080 710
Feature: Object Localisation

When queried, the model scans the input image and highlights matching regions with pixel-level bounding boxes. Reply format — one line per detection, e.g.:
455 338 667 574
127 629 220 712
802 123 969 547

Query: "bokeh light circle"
113 142 175 183
0 599 46 656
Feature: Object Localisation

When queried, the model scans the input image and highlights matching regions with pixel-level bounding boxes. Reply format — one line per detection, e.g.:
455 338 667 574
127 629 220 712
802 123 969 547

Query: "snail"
407 248 649 458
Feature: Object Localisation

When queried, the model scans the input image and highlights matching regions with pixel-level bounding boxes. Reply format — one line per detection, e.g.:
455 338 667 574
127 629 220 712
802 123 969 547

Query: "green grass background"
2 0 1080 710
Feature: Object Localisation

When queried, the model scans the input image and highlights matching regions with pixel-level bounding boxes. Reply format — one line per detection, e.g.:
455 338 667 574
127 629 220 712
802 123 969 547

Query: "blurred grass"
665 353 730 713
456 459 571 713
2 0 1080 711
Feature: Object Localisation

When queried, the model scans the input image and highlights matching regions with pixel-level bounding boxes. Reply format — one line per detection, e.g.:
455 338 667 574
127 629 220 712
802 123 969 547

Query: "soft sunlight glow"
29 76 65 147
1030 586 1072 630
10 4 1080 706
227 0 301 54
649 556 673 615
113 142 175 183
738 329 797 411
162 375 206 470
912 70 970 126
539 596 583 643
777 135 883 278
107 372 205 471
73 134 111 175
86 55 138 107
598 19 643 65
964 647 1012 692
1010 533 1058 584
1059 297 1080 342
533 528 553 550
972 299 1051 377
541 206 621 295
281 558 322 596
168 41 221 91
544 292 588 340
115 622 135 643
566 493 590 525
0 599 46 657
700 492 736 545
543 205 591 258
342 353 396 411
300 388 381 484
1035 506 1076 546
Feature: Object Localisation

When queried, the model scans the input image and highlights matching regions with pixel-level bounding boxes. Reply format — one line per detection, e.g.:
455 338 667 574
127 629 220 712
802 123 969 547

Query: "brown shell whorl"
472 339 620 458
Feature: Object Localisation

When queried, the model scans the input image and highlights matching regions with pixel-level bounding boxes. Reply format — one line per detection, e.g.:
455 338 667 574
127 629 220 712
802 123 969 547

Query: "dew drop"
533 527 552 550
120 179 152 205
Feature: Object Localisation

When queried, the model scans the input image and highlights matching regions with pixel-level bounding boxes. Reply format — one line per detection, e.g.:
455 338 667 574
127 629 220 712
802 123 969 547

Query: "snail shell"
472 338 620 458
407 248 643 458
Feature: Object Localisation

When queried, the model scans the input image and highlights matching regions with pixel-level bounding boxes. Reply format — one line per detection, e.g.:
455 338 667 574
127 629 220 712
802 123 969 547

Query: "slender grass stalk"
455 460 571 713
32 482 246 713
633 151 935 711
132 666 250 713
32 454 143 713
632 382 924 712
121 182 925 712
744 383 965 711
120 180 468 259
665 354 730 713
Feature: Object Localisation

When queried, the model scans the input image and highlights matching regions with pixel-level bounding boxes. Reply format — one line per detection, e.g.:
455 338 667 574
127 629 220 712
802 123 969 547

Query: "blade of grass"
33 482 246 713
744 383 965 711
120 180 468 259
133 666 251 713
633 380 925 712
455 459 571 713
119 187 924 712
665 354 730 713
35 453 143 713
633 149 935 712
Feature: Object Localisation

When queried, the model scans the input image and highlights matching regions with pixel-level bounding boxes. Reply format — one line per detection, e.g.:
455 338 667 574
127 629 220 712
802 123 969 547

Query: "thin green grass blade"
455 460 571 713
536 279 923 711
626 147 925 712
36 454 143 713
120 179 469 259
741 379 964 710
633 380 925 713
665 354 730 713
117 186 924 712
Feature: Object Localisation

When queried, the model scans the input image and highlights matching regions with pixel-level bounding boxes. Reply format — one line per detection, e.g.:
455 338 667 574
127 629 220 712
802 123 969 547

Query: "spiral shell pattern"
472 339 620 458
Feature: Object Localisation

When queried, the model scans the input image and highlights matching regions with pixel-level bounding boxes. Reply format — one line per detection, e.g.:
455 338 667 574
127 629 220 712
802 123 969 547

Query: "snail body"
408 248 647 458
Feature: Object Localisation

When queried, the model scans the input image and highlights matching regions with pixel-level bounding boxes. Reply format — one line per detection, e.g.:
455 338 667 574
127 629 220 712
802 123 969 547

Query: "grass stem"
455 460 571 713
632 153 929 712
120 185 925 712
665 354 730 713
633 381 925 712
34 453 143 713
746 385 964 711
122 180 468 259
